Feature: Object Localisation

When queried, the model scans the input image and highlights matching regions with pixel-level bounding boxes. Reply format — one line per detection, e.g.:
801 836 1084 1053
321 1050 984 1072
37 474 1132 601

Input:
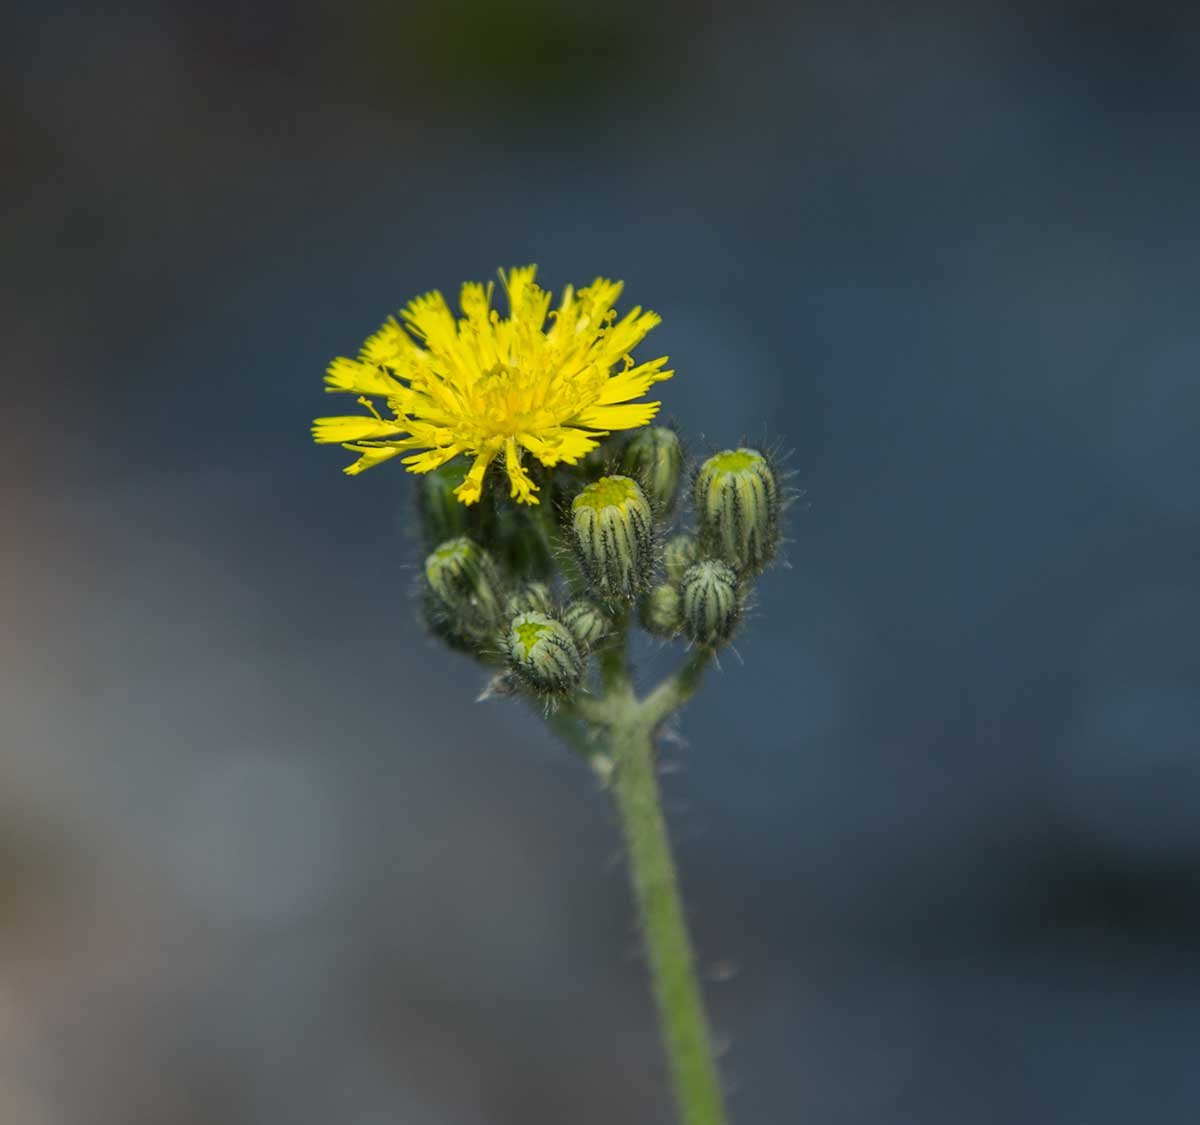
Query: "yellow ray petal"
453 449 497 505
553 427 606 461
401 444 467 473
359 317 414 366
341 442 411 475
324 357 402 397
312 416 409 443
590 309 662 369
519 427 604 466
595 358 673 405
572 401 662 431
401 290 457 354
504 436 539 504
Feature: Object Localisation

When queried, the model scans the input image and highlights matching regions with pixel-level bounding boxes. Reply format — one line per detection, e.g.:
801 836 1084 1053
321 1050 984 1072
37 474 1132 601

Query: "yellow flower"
313 265 674 505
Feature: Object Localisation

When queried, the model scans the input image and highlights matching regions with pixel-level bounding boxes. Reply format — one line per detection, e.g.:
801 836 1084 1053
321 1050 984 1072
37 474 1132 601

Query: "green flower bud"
563 598 610 651
423 537 505 650
504 611 585 697
679 560 741 648
416 460 474 548
621 426 683 515
694 448 779 575
571 475 654 602
639 583 681 638
663 533 699 585
505 581 554 618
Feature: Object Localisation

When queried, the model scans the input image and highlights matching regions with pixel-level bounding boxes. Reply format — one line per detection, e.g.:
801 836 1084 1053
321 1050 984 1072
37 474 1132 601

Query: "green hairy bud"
621 426 683 515
563 598 609 652
640 583 682 638
424 537 504 623
663 533 699 585
423 537 506 652
694 448 779 575
503 611 585 697
679 560 741 648
505 581 554 618
571 475 655 601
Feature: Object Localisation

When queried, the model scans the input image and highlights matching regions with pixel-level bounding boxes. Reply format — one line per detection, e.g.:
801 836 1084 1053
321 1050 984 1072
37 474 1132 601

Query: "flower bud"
694 448 779 575
423 537 505 650
505 581 554 618
504 611 585 697
621 426 683 515
663 533 699 586
563 598 609 652
679 560 741 648
571 475 654 601
639 583 681 638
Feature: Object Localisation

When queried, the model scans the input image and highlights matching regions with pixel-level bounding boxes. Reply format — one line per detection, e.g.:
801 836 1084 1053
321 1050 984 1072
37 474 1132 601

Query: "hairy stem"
641 648 713 727
598 608 633 698
544 708 596 762
548 641 728 1125
608 714 729 1125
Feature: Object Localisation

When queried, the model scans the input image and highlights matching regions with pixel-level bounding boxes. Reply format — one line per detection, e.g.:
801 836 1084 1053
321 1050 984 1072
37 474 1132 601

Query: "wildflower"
313 266 673 506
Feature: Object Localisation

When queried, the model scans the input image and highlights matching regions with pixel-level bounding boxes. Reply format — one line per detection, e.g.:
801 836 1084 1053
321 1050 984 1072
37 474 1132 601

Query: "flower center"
466 363 549 438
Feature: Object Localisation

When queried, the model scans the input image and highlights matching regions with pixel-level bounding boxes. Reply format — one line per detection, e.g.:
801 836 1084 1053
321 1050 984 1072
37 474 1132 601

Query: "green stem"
609 713 729 1125
598 607 633 699
544 708 596 762
641 648 713 727
546 631 727 1123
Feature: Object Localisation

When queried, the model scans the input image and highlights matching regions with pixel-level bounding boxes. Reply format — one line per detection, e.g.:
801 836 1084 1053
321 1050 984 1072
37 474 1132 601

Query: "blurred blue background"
4 1 1200 1121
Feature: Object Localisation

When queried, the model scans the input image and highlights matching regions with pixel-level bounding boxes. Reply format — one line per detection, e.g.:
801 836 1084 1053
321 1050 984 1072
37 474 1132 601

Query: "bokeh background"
5 1 1200 1121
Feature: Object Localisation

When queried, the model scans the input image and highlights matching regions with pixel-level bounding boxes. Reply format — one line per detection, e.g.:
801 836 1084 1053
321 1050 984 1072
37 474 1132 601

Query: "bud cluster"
413 428 783 703
634 445 782 652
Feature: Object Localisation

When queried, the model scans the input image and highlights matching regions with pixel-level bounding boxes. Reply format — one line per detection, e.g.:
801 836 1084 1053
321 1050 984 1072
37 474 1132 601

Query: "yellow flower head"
312 266 674 505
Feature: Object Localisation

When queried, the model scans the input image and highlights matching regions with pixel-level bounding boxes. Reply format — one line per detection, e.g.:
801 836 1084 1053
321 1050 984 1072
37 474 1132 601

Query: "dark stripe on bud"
694 448 779 575
679 560 741 648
